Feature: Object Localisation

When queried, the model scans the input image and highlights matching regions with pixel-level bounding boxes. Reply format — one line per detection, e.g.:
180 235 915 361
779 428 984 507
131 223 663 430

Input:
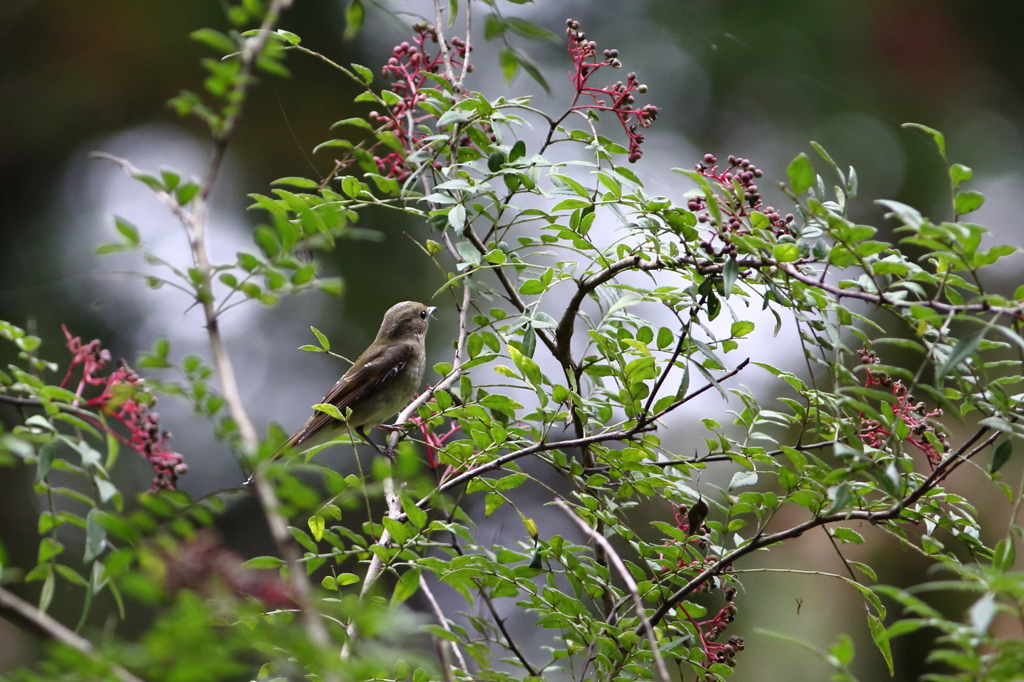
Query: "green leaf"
484 13 505 40
731 321 755 338
504 17 556 39
991 439 1012 474
190 28 236 54
722 255 739 297
954 190 984 215
39 571 54 613
312 403 344 421
551 198 591 212
38 537 63 564
271 176 318 189
308 514 325 542
772 243 800 263
480 394 523 415
830 633 854 667
729 470 758 490
36 441 55 482
401 496 428 530
351 63 373 85
950 163 973 188
448 204 466 231
657 327 674 350
240 556 285 569
498 48 519 83
84 509 107 563
382 517 408 545
391 568 422 606
509 140 526 163
936 331 984 381
993 537 1015 571
518 279 545 295
114 216 140 245
311 326 330 351
902 122 946 160
868 613 894 675
343 0 365 41
824 482 852 516
787 153 814 195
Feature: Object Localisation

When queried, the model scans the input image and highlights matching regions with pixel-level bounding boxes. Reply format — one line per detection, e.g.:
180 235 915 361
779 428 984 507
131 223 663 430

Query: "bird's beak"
427 306 437 318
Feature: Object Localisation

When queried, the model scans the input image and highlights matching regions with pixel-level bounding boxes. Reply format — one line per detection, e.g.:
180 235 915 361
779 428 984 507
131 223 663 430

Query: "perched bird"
251 301 434 481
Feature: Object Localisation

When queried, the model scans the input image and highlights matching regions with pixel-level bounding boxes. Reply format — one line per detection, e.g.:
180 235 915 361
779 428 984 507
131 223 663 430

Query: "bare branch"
0 393 42 407
456 0 472 89
557 501 671 682
419 574 470 673
431 0 458 86
479 588 539 676
0 586 147 682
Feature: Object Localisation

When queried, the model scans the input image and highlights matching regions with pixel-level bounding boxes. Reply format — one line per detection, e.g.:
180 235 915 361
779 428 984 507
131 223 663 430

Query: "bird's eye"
419 310 427 319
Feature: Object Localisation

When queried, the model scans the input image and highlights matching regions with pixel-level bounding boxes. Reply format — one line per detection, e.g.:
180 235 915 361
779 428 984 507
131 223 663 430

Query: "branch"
781 262 1024 317
557 502 671 682
431 0 458 86
456 0 471 89
479 588 538 676
641 426 1003 634
554 253 664 363
462 225 559 358
344 282 474 656
0 586 147 682
0 393 42 407
97 0 332 657
419 574 470 674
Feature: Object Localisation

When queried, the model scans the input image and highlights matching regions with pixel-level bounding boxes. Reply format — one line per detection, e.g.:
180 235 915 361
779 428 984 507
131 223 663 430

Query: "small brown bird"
252 301 434 480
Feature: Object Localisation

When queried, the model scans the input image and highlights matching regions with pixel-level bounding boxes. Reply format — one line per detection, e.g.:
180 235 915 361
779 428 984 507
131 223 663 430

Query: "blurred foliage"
2 1 1024 682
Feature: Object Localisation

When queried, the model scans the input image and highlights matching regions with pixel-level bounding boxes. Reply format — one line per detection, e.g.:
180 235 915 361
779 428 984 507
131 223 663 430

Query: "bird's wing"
287 342 413 448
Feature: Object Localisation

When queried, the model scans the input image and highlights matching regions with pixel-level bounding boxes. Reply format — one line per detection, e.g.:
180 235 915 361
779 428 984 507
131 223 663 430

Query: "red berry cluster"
696 587 744 671
61 326 186 491
689 154 795 239
858 350 948 468
664 502 744 673
161 530 296 609
564 19 658 162
370 24 471 180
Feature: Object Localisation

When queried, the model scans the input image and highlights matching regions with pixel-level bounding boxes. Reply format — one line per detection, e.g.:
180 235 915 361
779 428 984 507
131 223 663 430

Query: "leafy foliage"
2 2 1023 682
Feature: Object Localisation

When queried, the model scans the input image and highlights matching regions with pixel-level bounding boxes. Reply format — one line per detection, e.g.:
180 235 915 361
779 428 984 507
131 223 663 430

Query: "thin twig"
419 574 470 673
556 501 671 682
431 0 458 85
0 394 42 407
456 0 472 89
0 586 147 682
479 589 538 675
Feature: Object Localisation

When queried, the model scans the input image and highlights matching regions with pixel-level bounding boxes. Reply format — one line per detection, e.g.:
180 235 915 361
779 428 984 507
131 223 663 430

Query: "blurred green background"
2 0 1023 679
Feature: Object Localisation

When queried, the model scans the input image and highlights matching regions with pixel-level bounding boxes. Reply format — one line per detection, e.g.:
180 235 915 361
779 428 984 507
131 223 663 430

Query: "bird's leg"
357 426 396 461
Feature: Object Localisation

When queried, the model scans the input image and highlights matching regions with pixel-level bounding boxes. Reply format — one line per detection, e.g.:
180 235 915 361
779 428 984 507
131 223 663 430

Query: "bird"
249 301 434 482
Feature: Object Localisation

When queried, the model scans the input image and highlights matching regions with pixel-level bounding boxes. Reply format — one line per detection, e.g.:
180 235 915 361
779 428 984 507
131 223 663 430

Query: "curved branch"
641 426 1002 634
557 501 671 682
0 586 147 682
